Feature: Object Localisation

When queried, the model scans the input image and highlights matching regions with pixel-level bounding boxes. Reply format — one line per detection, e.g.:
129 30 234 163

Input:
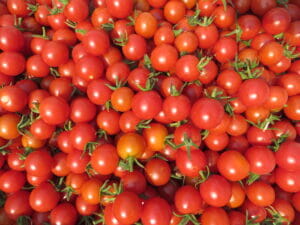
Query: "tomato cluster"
0 0 299 224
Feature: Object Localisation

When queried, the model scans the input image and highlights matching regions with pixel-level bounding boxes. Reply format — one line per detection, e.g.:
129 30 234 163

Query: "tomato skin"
120 170 145 194
122 34 147 61
217 70 242 95
0 26 24 52
112 191 142 224
245 146 275 175
273 120 297 141
246 126 275 146
238 78 270 107
0 86 27 112
147 0 166 8
104 204 125 225
141 197 172 225
175 55 199 82
51 152 70 177
204 132 229 152
242 199 267 222
7 0 32 16
0 170 26 193
145 158 171 186
72 73 89 91
264 86 288 111
143 123 168 151
65 173 89 195
262 7 291 35
27 173 53 187
97 110 120 135
25 149 54 177
82 30 110 56
278 73 300 96
259 41 283 66
213 6 235 29
150 44 178 72
70 97 96 123
284 21 300 47
76 195 99 216
67 150 90 174
4 191 32 220
164 1 186 24
233 0 251 14
57 131 75 154
117 133 145 159
87 79 112 105
246 181 275 207
64 0 89 23
50 203 78 225
175 31 198 53
238 15 261 40
269 56 291 74
106 0 133 19
275 167 300 192
228 210 245 225
174 124 201 152
190 98 224 130
91 144 119 175
163 95 191 122
52 28 77 46
111 87 134 112
284 95 300 120
251 33 274 50
132 91 163 120
213 37 237 63
26 55 50 78
29 182 60 212
0 113 20 140
119 111 140 133
245 106 270 124
161 76 183 97
292 192 300 212
217 150 250 181
75 55 104 81
0 73 14 87
106 61 130 85
250 0 276 16
200 207 230 225
154 26 175 46
227 182 245 209
198 0 216 16
195 24 219 49
199 175 231 207
49 77 73 100
91 7 112 28
275 141 300 172
80 178 102 205
41 41 69 67
198 60 218 85
176 149 207 177
0 208 14 225
0 52 25 76
272 198 295 223
135 12 157 39
175 185 203 214
39 96 70 125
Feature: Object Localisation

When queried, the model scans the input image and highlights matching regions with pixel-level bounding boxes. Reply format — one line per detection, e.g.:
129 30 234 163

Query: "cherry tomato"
112 191 142 224
199 175 232 207
29 182 60 212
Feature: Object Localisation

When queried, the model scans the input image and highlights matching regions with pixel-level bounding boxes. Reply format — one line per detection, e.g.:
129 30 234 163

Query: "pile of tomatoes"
0 0 299 224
